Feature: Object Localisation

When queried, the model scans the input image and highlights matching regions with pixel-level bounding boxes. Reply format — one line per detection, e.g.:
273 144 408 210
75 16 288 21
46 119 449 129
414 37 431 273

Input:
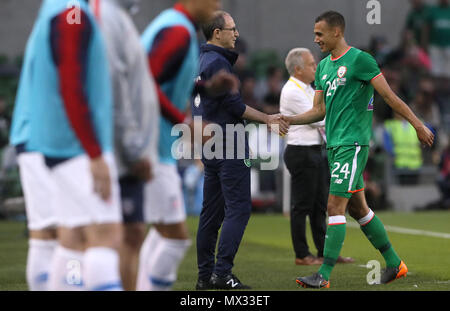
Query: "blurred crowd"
0 0 449 217
367 0 450 209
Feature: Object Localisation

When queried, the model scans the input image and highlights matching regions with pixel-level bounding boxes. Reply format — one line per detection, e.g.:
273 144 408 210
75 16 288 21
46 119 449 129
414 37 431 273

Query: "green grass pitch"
1 211 449 291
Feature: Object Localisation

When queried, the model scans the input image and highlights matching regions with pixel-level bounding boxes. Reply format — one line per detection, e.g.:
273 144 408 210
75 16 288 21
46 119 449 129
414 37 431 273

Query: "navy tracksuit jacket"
192 44 251 279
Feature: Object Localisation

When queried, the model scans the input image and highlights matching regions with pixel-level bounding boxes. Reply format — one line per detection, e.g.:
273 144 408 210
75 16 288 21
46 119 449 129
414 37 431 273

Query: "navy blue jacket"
192 44 246 129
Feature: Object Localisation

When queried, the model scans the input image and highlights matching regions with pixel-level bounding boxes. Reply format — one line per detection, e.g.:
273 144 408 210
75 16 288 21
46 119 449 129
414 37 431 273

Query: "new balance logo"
334 179 343 184
227 279 238 288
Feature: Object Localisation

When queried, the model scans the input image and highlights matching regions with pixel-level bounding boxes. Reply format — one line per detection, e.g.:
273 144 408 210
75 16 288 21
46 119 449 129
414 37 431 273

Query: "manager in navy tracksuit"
192 11 288 290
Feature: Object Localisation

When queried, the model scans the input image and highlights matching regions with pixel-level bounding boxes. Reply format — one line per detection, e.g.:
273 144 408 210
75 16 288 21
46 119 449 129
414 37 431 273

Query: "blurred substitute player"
283 11 434 289
137 0 239 291
12 0 123 291
193 11 289 290
10 2 60 287
89 0 160 291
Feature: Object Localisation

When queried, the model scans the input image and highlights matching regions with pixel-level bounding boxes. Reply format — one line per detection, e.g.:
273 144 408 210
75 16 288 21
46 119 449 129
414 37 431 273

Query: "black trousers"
283 144 328 258
197 158 252 280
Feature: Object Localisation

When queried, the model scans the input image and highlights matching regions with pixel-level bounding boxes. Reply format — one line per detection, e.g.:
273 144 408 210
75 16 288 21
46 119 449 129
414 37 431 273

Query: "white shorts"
144 163 186 224
51 153 122 228
17 152 57 230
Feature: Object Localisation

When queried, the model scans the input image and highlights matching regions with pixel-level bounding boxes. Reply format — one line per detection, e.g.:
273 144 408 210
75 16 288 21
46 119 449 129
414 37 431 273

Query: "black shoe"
210 273 251 290
296 273 330 289
381 260 408 284
195 278 214 290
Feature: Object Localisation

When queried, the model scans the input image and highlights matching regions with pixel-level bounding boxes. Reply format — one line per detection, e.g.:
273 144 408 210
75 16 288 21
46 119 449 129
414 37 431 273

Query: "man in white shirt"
280 48 353 265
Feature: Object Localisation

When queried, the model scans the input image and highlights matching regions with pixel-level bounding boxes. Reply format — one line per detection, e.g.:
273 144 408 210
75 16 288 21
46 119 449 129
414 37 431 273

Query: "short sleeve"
314 61 323 91
354 52 381 82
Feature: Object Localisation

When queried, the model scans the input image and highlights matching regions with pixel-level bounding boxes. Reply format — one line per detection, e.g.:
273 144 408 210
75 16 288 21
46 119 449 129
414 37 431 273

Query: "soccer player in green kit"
283 11 435 288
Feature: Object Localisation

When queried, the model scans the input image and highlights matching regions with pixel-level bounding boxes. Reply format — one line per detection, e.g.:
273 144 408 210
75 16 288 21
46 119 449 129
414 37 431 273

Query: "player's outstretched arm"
283 90 326 125
242 106 289 136
371 74 434 147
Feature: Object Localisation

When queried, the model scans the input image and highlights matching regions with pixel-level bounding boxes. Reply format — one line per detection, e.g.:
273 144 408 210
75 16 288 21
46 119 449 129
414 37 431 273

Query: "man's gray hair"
285 48 311 76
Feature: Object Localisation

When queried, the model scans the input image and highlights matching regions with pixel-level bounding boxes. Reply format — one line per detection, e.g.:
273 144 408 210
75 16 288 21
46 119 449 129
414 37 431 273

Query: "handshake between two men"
266 113 290 137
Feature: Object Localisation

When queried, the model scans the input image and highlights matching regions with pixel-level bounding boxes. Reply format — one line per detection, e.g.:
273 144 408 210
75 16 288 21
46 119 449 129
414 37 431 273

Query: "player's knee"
57 226 86 250
85 223 123 250
327 202 343 216
327 194 349 216
29 228 58 240
155 222 189 240
347 204 359 220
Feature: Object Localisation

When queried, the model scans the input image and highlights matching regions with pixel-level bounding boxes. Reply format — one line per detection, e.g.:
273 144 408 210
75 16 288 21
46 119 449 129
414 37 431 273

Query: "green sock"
360 214 401 268
318 218 346 281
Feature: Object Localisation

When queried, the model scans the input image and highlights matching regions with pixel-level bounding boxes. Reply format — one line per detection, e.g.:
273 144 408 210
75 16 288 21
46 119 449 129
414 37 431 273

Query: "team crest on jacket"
194 76 201 107
337 66 347 78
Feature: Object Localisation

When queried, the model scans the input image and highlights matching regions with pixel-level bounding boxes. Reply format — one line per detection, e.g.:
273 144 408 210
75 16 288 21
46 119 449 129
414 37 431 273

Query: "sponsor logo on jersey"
367 96 374 111
337 66 347 78
337 77 346 86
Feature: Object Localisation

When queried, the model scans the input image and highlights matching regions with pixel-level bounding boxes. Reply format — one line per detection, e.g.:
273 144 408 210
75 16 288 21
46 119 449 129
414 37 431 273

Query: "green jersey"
426 5 450 47
405 5 430 45
315 47 381 148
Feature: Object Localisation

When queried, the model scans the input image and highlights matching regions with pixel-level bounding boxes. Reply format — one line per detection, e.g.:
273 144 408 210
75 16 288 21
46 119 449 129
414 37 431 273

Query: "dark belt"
287 144 322 151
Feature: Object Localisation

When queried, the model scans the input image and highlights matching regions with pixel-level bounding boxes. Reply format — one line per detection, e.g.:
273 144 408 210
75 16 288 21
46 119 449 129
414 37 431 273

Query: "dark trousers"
196 158 251 280
284 144 327 258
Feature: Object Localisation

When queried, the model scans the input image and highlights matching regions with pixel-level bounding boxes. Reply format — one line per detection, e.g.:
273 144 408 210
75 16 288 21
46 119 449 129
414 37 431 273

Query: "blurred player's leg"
119 223 146 290
83 223 123 291
138 163 191 291
136 227 159 291
143 223 191 291
90 0 159 291
137 224 191 291
48 227 84 291
17 152 58 291
118 176 147 290
50 154 123 291
27 232 58 291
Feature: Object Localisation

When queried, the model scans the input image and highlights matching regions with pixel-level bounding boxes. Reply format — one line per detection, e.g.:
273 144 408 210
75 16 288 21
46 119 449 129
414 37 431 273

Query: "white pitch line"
346 222 450 239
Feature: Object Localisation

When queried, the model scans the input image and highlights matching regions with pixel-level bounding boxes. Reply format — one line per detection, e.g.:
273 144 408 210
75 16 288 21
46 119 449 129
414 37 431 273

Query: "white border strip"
348 146 361 192
329 215 346 225
347 222 450 239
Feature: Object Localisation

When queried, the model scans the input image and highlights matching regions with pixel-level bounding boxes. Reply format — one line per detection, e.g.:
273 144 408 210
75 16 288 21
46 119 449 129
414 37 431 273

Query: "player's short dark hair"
315 11 346 32
202 11 229 40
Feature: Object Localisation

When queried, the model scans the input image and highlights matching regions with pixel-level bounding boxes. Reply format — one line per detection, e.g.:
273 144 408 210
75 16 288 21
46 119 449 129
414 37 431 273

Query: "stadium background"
0 0 449 291
0 0 421 58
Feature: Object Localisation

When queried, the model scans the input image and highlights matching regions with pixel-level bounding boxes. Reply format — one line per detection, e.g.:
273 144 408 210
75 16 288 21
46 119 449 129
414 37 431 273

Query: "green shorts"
327 145 369 198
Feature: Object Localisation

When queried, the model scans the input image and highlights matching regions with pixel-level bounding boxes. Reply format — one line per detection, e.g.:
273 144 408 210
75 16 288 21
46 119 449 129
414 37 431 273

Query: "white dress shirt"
280 76 325 146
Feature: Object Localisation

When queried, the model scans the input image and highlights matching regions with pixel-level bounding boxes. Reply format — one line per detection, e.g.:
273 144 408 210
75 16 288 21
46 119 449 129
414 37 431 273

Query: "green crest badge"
244 159 251 168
